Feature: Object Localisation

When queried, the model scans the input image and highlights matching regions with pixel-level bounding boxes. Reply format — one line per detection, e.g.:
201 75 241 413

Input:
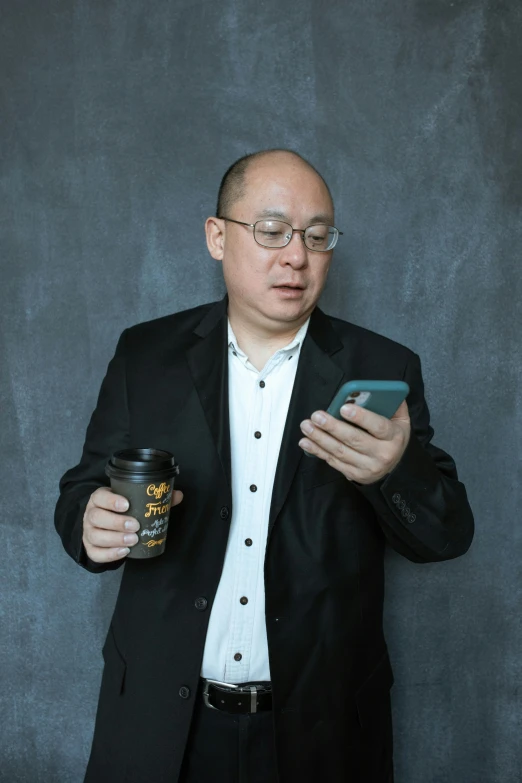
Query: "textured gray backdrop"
1 0 521 781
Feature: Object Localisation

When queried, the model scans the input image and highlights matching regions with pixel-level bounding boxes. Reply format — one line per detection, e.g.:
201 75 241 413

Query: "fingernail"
123 533 138 545
116 498 129 511
311 412 326 426
124 520 138 531
301 420 314 435
341 404 356 418
117 548 130 556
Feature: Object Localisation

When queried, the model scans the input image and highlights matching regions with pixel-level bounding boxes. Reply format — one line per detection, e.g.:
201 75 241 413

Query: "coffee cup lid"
105 448 179 482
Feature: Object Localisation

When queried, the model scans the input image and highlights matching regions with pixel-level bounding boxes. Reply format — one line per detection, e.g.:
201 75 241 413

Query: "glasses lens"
254 220 291 248
304 225 338 251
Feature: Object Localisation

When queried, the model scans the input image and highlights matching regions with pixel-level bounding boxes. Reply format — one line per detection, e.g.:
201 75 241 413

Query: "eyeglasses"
218 217 343 252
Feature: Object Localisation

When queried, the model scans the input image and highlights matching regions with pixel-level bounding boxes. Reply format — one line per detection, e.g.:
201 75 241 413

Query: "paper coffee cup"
105 448 179 559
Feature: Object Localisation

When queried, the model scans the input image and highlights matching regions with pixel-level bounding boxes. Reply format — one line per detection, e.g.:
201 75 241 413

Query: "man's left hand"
299 401 411 485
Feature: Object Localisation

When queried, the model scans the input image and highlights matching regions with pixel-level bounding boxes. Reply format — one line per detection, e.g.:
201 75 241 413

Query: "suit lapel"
267 307 345 541
185 295 232 491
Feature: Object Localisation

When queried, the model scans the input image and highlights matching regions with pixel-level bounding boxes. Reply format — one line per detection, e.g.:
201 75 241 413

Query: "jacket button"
195 597 208 611
401 506 410 518
409 513 416 524
179 686 191 699
220 506 229 520
392 493 401 504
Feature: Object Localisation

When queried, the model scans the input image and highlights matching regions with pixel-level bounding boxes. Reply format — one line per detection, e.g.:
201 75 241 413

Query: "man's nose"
280 230 308 265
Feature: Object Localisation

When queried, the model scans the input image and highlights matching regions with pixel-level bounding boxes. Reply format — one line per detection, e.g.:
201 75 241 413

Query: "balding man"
55 149 474 783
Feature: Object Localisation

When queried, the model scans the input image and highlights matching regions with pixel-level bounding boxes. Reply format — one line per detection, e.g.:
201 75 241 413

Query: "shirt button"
179 686 191 699
250 484 257 492
254 431 262 439
259 381 265 388
234 653 242 661
239 596 248 605
220 506 230 520
194 597 208 611
245 538 253 546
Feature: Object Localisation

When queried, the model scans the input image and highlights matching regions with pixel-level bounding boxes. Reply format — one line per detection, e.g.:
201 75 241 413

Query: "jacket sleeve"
54 329 131 574
355 351 474 563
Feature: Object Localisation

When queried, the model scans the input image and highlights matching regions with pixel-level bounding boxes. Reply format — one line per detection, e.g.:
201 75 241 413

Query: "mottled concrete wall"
1 1 520 781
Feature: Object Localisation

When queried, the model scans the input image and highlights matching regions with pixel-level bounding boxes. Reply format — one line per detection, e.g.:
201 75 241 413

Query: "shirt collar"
227 316 310 359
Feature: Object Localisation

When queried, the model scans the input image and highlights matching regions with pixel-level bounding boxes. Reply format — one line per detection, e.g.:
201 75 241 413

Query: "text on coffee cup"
147 482 171 499
145 501 170 517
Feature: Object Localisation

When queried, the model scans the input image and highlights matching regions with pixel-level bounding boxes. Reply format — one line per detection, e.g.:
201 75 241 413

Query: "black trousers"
179 681 395 783
179 681 278 783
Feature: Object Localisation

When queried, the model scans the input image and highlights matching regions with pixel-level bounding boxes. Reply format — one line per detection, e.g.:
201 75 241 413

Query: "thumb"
391 399 410 423
171 489 184 507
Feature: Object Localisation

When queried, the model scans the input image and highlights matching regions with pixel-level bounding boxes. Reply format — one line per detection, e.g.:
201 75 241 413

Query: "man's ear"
205 217 225 261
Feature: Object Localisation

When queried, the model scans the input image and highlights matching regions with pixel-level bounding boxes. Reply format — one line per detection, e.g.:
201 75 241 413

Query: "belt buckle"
202 678 238 711
202 679 260 713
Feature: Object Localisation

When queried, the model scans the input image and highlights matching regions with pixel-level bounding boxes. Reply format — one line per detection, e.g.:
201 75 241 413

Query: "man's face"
206 154 335 331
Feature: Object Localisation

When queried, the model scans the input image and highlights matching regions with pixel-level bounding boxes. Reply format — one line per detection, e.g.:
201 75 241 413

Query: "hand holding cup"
83 486 184 564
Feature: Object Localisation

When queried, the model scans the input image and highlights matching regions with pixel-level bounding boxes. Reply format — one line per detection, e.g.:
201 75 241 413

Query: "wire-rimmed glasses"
219 217 342 252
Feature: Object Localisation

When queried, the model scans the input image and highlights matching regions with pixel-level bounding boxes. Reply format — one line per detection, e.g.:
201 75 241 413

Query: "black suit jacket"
55 295 474 783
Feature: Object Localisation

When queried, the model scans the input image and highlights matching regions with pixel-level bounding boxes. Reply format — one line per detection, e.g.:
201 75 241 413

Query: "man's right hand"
83 487 184 563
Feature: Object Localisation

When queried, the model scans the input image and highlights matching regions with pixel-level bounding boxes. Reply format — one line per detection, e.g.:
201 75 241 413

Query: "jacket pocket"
102 624 127 696
355 651 394 728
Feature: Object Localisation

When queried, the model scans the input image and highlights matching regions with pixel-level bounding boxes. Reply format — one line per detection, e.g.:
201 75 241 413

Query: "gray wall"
1 0 520 780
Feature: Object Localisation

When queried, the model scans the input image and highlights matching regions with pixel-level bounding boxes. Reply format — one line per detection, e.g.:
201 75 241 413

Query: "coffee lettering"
145 501 170 517
147 482 171 499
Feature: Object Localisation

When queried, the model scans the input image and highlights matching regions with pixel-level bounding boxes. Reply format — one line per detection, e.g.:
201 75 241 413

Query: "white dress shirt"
200 315 310 683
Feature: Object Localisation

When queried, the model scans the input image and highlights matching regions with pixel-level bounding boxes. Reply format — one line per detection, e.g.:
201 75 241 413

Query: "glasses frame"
218 216 343 252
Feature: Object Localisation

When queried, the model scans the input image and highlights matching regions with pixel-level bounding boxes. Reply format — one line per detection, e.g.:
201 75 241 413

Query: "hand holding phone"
303 380 409 459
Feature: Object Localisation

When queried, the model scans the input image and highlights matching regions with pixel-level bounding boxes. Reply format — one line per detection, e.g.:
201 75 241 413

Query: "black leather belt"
201 678 272 714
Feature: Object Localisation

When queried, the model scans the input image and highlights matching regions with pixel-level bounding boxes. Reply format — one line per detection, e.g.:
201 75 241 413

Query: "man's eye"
261 231 283 238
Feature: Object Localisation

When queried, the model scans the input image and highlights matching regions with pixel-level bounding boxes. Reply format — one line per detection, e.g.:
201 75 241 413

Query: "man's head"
205 149 337 336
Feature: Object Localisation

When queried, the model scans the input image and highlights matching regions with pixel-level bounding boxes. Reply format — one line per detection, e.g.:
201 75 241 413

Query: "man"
55 149 474 783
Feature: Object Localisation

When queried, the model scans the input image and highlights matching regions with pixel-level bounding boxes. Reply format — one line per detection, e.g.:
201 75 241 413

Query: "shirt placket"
225 364 271 681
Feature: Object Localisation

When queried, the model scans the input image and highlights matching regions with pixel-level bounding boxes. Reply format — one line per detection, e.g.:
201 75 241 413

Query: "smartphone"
327 380 410 421
303 380 409 457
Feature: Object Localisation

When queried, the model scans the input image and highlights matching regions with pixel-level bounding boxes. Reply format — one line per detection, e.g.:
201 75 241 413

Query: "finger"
298 436 373 479
86 506 139 534
171 489 184 507
90 487 130 513
84 543 131 564
301 413 375 456
299 425 365 466
86 526 139 550
338 404 394 440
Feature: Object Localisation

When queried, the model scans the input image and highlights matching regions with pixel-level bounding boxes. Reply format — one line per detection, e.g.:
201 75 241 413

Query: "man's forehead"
253 207 334 223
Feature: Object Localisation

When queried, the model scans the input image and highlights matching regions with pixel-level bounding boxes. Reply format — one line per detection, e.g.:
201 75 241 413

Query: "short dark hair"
216 148 332 217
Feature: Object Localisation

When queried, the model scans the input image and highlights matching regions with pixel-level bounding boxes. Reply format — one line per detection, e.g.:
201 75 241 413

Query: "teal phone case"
327 380 410 420
303 380 409 458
